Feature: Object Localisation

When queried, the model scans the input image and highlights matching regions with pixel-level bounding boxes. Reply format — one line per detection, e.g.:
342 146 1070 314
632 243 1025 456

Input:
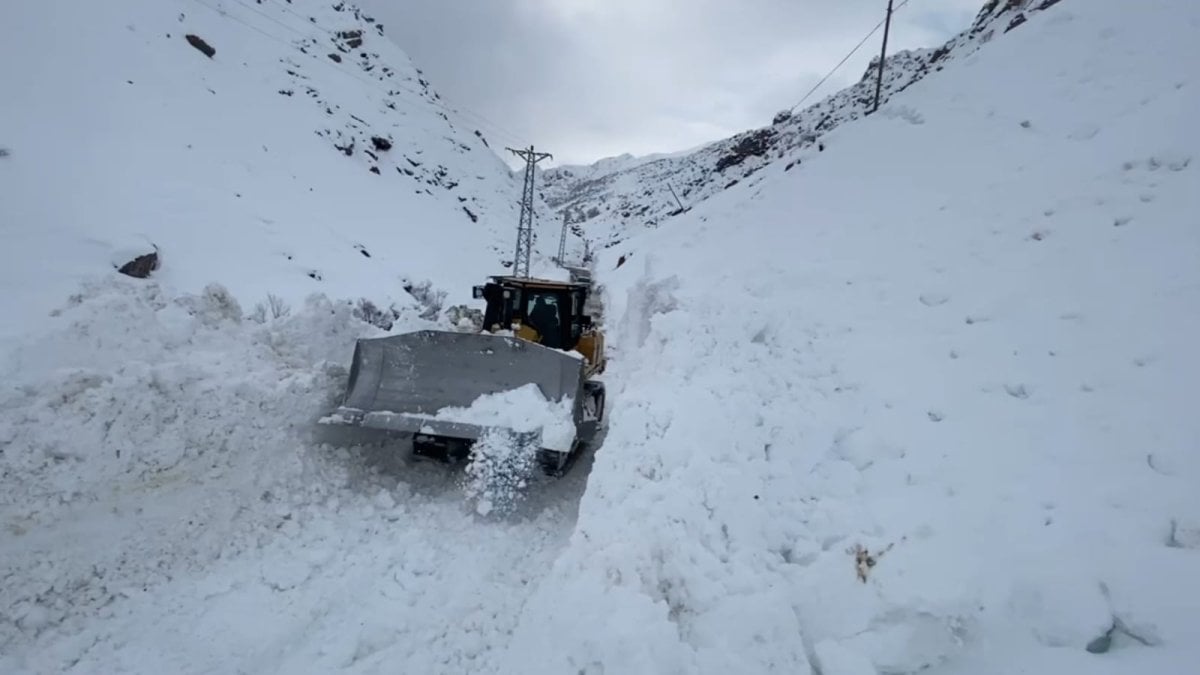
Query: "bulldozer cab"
474 275 604 374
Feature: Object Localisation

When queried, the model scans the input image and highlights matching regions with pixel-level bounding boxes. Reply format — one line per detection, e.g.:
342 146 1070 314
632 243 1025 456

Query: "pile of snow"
461 428 543 517
502 1 1200 673
0 278 583 673
432 384 577 516
432 383 577 453
0 278 378 655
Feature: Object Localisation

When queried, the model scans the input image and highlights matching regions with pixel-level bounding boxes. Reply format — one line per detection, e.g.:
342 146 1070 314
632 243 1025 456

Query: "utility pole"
505 145 553 278
667 183 685 213
556 210 570 266
872 0 894 114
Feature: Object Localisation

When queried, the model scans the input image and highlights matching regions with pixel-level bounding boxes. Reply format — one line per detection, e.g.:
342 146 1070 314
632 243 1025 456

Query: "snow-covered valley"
3 0 1198 674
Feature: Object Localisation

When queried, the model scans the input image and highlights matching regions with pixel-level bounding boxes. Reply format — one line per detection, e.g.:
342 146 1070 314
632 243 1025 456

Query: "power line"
231 0 320 41
788 0 912 113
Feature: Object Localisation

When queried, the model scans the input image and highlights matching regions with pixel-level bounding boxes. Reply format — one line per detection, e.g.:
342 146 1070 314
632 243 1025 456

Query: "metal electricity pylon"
556 210 570 265
506 145 553 278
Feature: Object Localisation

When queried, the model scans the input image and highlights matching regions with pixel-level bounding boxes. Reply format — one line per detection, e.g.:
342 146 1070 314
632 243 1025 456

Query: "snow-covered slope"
505 0 1200 672
0 0 571 346
542 0 1067 251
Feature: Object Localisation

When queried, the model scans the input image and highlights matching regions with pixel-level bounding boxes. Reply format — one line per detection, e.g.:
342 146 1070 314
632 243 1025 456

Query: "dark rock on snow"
185 34 215 59
117 251 160 279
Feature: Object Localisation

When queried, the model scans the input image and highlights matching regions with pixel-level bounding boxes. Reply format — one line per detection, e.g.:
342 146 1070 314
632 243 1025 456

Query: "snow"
502 1 1200 673
3 0 1200 673
431 383 577 453
0 0 582 672
0 278 587 673
540 0 1068 253
0 0 573 345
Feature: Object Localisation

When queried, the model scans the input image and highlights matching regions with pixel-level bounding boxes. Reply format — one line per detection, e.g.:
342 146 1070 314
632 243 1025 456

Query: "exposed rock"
327 53 342 63
715 129 775 172
370 136 392 151
185 34 215 59
445 305 484 332
353 298 400 331
117 250 159 279
402 279 446 321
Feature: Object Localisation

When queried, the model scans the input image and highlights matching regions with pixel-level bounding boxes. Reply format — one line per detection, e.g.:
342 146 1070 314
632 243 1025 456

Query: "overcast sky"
360 0 982 167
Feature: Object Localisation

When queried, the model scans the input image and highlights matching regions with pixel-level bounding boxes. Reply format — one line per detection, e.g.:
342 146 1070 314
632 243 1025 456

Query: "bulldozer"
321 274 606 475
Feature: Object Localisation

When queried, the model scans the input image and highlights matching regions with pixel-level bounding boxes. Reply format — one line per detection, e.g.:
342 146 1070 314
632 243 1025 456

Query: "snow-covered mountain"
510 0 1200 672
3 0 1198 673
542 0 1067 251
0 0 572 345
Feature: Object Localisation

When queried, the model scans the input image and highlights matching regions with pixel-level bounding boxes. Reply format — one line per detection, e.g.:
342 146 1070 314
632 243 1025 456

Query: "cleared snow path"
0 280 589 674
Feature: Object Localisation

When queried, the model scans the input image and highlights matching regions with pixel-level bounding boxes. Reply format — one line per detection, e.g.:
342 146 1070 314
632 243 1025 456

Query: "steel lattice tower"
506 145 553 278
556 210 570 265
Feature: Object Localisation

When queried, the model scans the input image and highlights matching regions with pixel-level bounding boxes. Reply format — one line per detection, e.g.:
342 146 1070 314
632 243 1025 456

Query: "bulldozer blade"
321 330 585 443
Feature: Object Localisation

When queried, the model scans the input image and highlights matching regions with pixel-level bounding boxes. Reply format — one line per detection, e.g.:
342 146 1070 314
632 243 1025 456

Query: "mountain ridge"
541 0 1065 251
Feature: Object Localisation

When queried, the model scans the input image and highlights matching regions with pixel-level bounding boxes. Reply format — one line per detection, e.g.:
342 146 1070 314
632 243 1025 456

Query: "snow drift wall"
0 279 385 649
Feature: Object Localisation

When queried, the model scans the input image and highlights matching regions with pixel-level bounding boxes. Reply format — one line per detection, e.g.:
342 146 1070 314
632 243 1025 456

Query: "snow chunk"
432 383 576 453
1008 574 1113 649
814 639 878 675
431 384 576 516
460 428 540 517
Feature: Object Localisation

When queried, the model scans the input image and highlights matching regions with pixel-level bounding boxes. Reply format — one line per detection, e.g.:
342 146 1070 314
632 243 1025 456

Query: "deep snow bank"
504 1 1200 673
0 279 584 673
0 278 384 653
